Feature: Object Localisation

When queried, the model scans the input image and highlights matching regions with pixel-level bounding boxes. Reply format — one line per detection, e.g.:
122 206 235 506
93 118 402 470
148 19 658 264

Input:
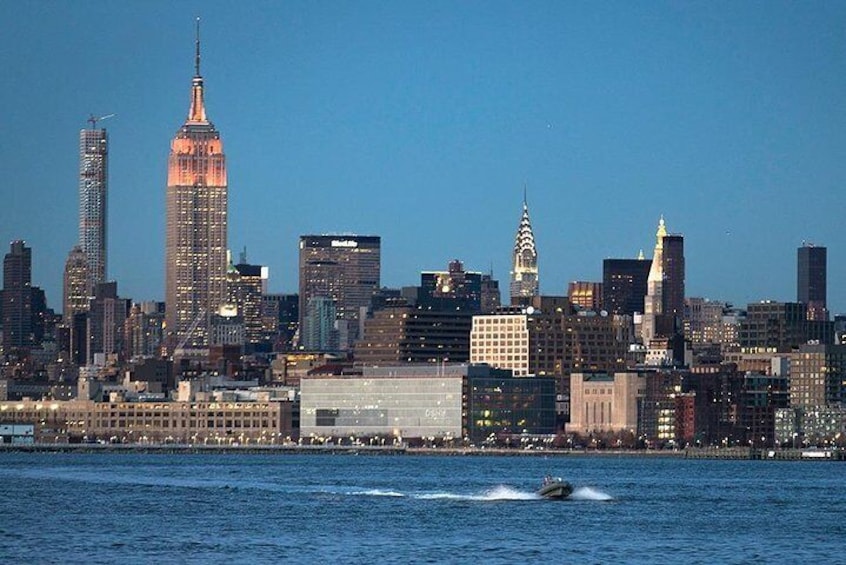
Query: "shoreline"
1 443 843 460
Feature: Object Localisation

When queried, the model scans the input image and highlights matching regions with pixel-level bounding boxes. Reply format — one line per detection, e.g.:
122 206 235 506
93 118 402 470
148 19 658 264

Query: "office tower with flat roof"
298 235 380 350
662 234 685 325
63 245 89 325
355 305 473 366
165 21 228 348
2 241 33 351
602 256 651 316
798 244 827 321
79 118 108 293
510 196 539 305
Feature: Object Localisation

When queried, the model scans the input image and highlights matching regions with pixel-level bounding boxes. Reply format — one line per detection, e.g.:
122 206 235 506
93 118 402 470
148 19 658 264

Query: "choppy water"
0 452 843 563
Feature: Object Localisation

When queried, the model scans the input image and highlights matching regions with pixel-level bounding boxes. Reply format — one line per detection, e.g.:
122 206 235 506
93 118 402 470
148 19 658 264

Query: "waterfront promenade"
2 443 843 460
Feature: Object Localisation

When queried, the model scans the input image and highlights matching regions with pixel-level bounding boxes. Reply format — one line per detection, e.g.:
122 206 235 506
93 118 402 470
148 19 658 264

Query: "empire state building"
165 20 227 348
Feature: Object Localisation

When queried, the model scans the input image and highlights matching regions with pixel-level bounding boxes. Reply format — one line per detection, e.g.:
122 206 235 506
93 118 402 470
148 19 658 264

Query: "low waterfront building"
300 364 558 444
300 366 465 443
566 372 645 436
465 373 557 444
0 398 295 444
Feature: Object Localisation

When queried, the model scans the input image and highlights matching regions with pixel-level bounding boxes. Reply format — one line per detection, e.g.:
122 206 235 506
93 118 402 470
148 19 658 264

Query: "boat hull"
537 480 573 499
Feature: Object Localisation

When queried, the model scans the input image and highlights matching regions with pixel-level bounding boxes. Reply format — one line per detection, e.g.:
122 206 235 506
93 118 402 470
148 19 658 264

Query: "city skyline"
1 3 845 312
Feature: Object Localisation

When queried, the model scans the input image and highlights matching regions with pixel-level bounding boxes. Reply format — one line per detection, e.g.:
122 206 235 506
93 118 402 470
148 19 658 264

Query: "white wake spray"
569 486 614 501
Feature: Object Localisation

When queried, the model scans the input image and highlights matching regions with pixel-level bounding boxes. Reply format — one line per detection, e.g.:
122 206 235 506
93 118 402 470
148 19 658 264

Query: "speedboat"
537 476 573 499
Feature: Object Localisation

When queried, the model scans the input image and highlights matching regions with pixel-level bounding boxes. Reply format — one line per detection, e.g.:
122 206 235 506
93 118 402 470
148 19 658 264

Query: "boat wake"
417 485 537 501
569 486 614 501
348 489 405 497
345 484 618 502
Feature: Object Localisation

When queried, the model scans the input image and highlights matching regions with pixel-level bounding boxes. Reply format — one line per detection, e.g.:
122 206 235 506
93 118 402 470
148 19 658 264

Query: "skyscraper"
642 217 685 344
298 235 380 350
2 241 32 351
510 196 538 304
797 243 827 321
226 257 268 348
63 245 89 326
165 20 228 348
641 218 667 344
602 256 651 316
79 119 108 293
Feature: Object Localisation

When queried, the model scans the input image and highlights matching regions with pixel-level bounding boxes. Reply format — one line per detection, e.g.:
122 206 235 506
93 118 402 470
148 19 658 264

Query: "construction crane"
87 113 115 129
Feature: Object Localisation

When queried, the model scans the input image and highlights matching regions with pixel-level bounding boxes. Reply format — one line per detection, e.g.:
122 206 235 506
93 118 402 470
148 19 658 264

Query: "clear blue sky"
1 2 845 313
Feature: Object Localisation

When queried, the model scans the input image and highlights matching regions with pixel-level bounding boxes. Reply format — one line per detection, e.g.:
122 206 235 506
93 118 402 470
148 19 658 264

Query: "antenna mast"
195 17 201 77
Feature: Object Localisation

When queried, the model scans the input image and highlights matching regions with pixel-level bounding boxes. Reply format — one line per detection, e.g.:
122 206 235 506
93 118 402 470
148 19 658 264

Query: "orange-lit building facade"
165 24 228 348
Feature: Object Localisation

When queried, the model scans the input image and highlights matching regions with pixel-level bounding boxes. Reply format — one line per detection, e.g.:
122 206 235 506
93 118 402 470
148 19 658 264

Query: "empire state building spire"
188 17 207 124
165 20 228 350
510 191 539 305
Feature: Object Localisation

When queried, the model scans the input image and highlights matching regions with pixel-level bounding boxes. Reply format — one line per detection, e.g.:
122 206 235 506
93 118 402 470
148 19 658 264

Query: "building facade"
87 282 130 364
798 244 827 321
0 399 293 444
2 241 33 352
602 257 651 316
471 301 627 378
568 281 603 312
63 245 89 326
226 261 267 348
789 343 846 408
165 24 228 348
355 305 473 366
566 372 645 436
300 368 465 442
740 301 833 352
298 235 381 349
79 125 108 292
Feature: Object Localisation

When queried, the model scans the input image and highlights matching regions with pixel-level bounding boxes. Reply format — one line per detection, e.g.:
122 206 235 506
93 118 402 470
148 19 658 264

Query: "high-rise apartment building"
797 244 827 321
298 235 380 349
510 197 539 304
790 343 846 408
79 121 108 293
63 245 89 325
165 22 228 348
602 256 651 316
2 241 32 351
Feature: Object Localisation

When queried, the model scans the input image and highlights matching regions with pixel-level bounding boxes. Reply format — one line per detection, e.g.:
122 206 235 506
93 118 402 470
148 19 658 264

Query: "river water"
0 452 843 563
